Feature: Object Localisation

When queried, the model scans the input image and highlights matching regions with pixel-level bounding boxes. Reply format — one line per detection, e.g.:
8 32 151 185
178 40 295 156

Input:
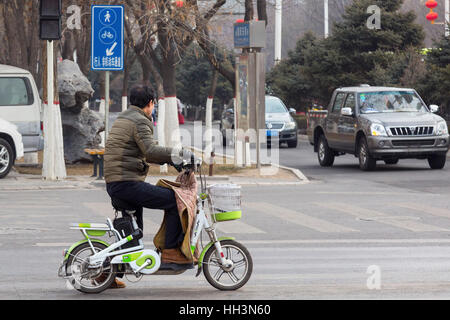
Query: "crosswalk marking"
245 202 357 233
316 202 449 232
395 203 450 219
82 203 264 235
32 238 450 247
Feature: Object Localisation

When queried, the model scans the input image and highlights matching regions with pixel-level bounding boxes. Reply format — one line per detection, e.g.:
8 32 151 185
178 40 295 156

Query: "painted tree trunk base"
157 98 168 173
43 102 67 180
164 96 181 149
204 96 214 163
122 96 127 112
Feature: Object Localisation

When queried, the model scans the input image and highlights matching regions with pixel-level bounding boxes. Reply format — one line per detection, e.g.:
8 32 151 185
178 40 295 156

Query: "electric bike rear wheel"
66 242 116 294
203 240 253 291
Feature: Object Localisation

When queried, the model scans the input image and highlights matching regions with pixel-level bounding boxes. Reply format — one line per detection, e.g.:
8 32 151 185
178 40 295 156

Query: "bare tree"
122 0 228 147
198 0 267 91
60 0 93 76
0 1 42 89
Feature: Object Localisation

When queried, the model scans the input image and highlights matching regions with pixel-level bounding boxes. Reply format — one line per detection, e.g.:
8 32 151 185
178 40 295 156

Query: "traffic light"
39 0 62 40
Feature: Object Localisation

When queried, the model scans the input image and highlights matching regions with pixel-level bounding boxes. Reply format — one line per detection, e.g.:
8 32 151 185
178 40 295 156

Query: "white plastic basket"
207 184 242 222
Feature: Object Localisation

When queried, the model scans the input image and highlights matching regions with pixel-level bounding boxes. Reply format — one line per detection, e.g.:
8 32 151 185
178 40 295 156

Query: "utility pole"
105 71 110 141
274 0 282 64
40 0 66 180
324 0 329 38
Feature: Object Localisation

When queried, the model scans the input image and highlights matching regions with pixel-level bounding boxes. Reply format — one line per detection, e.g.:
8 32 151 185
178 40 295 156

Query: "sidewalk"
1 165 309 191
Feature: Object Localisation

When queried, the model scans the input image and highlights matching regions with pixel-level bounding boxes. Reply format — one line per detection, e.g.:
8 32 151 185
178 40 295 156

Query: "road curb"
189 146 310 185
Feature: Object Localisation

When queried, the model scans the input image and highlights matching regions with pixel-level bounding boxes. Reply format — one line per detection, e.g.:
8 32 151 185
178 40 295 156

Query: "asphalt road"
179 121 450 191
1 122 450 300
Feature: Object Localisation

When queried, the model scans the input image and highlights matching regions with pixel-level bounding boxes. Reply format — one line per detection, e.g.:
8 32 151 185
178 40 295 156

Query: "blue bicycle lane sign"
91 5 124 71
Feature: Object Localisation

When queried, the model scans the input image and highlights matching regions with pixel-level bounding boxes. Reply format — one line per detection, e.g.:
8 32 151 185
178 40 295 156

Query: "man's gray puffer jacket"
104 105 177 183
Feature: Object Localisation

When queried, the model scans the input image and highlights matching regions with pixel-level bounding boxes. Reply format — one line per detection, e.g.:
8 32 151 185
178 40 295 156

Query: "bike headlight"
370 123 387 137
284 121 297 130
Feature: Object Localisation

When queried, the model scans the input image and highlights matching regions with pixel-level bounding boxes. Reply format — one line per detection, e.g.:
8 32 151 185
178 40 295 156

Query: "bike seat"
111 197 138 212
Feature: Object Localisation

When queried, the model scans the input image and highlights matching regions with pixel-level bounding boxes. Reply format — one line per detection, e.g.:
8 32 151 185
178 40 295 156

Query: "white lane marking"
395 203 450 219
35 243 73 247
315 191 434 196
245 202 357 233
316 202 449 232
0 204 70 209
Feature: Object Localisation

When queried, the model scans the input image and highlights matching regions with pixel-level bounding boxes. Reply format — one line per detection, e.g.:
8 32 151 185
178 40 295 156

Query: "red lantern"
427 11 439 23
425 0 438 9
425 0 438 24
175 0 184 7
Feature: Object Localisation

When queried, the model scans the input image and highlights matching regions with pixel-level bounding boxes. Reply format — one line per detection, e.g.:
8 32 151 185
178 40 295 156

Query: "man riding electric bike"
104 85 196 288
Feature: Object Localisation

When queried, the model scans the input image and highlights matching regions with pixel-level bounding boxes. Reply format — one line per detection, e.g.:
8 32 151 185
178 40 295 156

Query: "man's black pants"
106 181 184 249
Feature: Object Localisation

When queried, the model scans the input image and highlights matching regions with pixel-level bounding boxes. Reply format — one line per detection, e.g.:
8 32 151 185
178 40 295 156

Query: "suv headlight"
370 123 387 137
284 121 297 130
437 121 449 135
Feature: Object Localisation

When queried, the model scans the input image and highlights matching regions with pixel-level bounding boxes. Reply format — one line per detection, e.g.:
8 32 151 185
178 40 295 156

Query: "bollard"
209 151 215 176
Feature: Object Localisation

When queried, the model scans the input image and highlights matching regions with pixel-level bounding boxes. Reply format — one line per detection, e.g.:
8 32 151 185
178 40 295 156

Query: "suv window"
343 93 356 112
332 92 346 113
0 77 33 106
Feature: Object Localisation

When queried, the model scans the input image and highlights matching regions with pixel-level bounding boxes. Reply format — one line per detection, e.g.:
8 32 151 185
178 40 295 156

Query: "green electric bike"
58 159 253 293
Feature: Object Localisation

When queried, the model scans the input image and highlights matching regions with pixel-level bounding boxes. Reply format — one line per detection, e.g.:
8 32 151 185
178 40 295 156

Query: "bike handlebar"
171 154 203 173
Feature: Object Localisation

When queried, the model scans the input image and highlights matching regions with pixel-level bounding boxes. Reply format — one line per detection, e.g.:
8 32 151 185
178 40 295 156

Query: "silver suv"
307 86 449 170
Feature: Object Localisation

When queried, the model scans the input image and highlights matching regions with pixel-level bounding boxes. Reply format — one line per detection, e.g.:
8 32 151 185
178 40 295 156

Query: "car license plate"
267 130 279 137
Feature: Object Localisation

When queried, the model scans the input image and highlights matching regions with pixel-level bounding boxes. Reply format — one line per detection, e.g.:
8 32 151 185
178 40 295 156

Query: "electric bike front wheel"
203 240 253 291
66 242 117 294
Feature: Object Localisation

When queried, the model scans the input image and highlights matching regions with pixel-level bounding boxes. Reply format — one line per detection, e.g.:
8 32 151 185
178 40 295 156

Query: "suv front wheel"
358 137 376 171
317 135 335 167
428 154 446 170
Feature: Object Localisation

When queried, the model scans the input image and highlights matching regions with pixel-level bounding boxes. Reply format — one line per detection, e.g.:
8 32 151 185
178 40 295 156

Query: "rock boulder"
57 60 104 163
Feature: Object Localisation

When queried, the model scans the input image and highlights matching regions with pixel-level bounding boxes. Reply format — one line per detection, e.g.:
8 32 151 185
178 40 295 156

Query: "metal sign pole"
274 0 282 64
105 71 110 141
255 53 261 169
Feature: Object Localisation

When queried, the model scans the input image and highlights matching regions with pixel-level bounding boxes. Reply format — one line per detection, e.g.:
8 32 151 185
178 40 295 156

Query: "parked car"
0 64 44 153
0 118 24 178
307 85 449 171
220 95 298 148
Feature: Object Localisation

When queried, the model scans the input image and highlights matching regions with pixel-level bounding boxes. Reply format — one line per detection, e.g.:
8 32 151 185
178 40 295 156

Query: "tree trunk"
245 0 254 21
161 57 181 148
257 0 268 26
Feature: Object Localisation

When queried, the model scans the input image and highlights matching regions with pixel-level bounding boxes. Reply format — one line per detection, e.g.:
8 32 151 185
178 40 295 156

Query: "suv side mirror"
430 105 439 113
289 108 296 115
341 107 353 117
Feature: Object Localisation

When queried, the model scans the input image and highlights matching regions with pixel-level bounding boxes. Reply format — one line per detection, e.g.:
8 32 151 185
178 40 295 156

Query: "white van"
0 64 44 153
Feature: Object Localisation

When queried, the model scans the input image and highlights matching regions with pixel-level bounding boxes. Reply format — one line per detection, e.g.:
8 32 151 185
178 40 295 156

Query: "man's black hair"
129 85 155 109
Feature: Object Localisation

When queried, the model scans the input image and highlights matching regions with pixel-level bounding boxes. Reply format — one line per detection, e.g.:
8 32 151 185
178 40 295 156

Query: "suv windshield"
359 91 427 114
266 96 287 113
